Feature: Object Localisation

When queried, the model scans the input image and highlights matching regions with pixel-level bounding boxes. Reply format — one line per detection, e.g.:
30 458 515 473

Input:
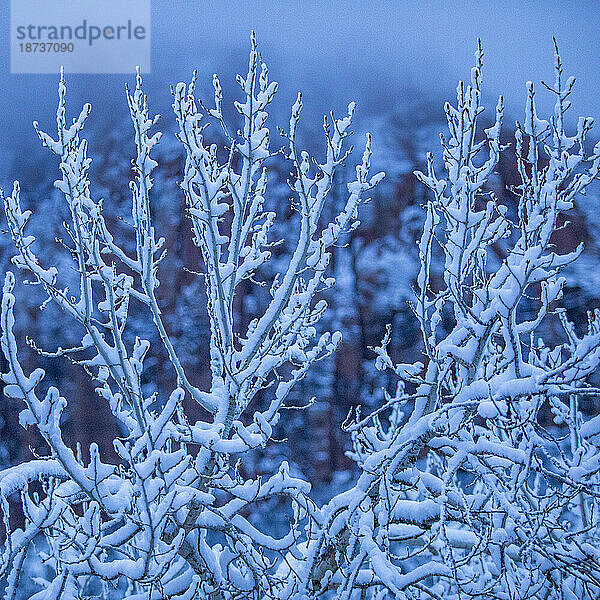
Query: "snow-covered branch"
297 40 600 600
2 35 600 600
0 34 382 600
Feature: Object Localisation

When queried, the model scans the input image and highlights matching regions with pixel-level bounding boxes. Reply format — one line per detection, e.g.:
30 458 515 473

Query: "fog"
1 1 599 179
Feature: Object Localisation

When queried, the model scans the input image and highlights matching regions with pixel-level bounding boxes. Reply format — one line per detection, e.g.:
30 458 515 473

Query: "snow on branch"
1 35 600 600
0 33 382 600
304 40 600 600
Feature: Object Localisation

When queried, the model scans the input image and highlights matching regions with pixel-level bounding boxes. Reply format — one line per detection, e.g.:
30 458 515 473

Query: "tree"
323 41 600 599
1 34 600 600
0 34 382 599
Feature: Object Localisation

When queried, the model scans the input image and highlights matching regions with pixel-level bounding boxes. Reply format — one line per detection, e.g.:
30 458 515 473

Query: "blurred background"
1 1 600 493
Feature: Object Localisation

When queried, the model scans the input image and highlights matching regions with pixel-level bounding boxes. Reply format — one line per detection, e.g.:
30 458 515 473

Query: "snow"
1 32 600 600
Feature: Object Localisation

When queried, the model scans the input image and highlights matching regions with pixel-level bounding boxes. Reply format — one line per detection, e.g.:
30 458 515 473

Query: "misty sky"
1 1 599 179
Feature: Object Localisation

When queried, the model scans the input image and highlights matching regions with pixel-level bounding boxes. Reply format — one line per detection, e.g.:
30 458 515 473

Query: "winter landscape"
1 2 600 599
